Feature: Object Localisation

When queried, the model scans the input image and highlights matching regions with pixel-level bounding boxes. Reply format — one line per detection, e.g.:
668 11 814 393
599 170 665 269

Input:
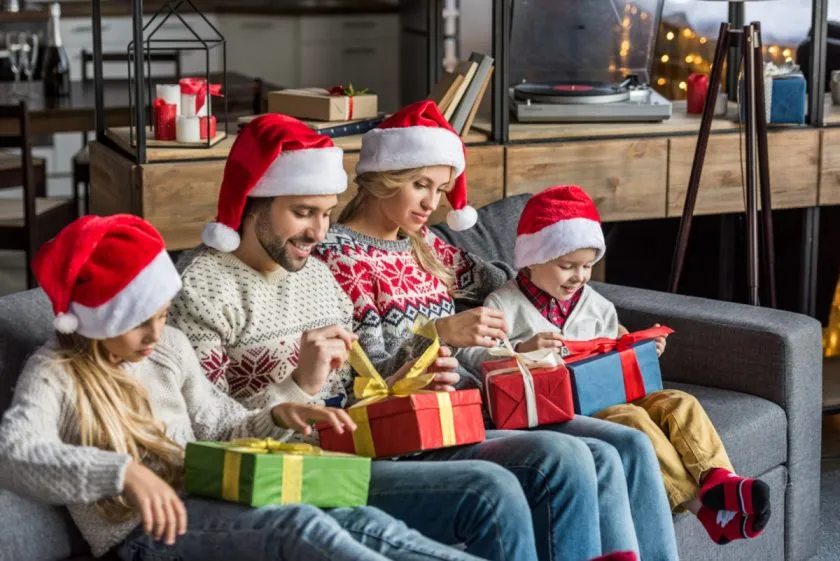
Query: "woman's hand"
388 346 460 392
515 332 565 354
123 461 187 546
435 307 509 348
271 403 357 437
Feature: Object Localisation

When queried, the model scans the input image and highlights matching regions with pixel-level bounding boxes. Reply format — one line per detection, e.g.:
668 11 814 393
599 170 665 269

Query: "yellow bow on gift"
227 438 323 455
351 317 442 407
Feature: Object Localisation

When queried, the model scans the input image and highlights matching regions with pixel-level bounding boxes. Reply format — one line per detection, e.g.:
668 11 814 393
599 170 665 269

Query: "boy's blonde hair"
55 333 183 522
339 168 458 294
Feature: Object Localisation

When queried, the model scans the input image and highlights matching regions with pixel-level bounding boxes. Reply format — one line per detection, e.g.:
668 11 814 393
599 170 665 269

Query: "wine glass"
18 32 39 99
5 33 21 98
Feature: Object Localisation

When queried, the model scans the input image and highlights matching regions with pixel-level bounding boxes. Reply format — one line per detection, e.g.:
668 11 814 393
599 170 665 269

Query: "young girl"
483 185 772 545
314 100 679 561
0 214 482 561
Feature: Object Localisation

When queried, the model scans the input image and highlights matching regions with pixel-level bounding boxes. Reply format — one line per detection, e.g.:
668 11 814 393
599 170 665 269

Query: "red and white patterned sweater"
169 246 355 419
313 224 507 382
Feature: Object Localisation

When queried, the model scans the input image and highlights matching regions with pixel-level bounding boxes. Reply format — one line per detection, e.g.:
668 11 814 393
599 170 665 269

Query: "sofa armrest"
592 281 822 561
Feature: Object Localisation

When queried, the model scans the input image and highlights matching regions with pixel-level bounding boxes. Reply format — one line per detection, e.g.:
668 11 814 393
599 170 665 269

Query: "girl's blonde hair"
339 168 457 293
55 333 184 523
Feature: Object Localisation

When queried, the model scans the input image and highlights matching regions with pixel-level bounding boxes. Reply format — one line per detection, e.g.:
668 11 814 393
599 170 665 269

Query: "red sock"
697 506 770 545
699 468 770 514
588 553 637 561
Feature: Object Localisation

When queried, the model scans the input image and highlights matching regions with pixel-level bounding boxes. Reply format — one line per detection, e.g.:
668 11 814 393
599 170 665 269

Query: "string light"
640 12 648 21
621 40 630 50
679 81 687 90
785 56 794 62
768 45 779 55
685 55 694 63
657 77 666 86
631 6 638 14
683 28 693 38
699 37 707 44
666 31 675 40
661 54 670 63
783 48 792 57
623 17 630 28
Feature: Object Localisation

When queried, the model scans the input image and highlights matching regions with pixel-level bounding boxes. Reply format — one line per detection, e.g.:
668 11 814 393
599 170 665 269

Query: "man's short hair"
237 197 274 236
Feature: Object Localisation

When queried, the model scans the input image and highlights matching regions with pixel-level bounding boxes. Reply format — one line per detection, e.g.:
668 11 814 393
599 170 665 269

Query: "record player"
511 75 672 123
508 0 671 124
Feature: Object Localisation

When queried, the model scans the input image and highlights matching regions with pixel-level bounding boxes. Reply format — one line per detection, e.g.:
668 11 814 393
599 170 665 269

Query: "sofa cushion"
666 382 787 478
0 289 92 561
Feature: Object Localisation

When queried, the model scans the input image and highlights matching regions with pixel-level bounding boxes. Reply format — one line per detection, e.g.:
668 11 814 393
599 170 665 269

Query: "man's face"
253 195 337 272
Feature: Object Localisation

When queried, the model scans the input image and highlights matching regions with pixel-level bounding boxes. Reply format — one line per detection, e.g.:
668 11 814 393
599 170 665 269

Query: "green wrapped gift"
185 438 371 508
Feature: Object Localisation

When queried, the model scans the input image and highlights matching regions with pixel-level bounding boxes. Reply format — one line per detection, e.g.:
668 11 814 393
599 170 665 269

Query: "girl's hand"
515 332 565 354
435 307 509 348
389 346 461 392
653 323 668 357
271 403 357 437
123 461 187 546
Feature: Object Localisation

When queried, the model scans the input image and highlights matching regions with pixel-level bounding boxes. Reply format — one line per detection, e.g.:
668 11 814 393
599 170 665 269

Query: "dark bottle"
41 2 70 98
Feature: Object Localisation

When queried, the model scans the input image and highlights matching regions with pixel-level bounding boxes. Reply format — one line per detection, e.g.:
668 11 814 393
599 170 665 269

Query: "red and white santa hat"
32 214 182 339
356 100 476 231
514 185 606 269
202 113 348 252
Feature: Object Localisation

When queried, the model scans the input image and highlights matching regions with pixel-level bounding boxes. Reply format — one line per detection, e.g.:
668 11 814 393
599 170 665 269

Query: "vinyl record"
513 81 630 105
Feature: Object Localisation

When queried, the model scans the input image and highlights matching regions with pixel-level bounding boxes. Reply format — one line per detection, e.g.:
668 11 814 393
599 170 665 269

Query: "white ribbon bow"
485 339 562 428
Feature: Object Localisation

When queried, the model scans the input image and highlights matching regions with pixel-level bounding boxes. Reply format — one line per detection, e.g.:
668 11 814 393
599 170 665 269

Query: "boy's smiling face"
526 248 599 301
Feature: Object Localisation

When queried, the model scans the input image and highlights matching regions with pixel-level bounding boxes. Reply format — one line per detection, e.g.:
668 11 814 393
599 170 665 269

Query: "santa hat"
356 100 476 231
202 113 348 252
514 185 606 270
31 214 182 339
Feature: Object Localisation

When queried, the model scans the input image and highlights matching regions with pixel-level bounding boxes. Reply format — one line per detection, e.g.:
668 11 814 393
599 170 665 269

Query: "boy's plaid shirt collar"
515 271 583 329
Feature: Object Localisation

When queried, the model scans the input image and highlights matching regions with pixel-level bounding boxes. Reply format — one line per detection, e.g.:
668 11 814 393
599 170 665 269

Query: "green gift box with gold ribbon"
184 438 371 508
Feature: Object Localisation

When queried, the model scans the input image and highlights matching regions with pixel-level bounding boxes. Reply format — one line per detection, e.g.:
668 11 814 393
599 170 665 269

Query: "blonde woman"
0 214 486 561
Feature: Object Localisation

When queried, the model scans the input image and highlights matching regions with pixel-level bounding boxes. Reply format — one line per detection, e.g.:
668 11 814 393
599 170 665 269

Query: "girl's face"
527 248 599 301
100 303 170 364
378 165 453 233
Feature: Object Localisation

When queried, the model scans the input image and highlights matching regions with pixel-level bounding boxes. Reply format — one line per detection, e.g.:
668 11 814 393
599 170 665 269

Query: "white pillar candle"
181 93 210 117
155 84 181 115
176 115 202 142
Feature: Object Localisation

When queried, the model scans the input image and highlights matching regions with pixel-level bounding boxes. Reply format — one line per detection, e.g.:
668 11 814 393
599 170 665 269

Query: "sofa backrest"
0 288 90 560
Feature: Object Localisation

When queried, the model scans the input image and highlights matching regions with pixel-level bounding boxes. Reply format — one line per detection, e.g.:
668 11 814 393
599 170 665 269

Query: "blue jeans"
414 430 637 561
367 459 538 561
116 497 482 561
545 415 680 561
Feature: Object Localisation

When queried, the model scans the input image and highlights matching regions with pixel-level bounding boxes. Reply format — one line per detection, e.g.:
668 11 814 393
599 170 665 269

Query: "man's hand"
388 346 461 392
515 332 565 354
435 307 509 348
653 323 668 357
123 462 187 546
292 326 357 395
271 403 357 436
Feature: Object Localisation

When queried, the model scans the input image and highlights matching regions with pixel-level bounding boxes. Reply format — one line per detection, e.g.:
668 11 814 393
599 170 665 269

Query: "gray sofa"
0 194 823 561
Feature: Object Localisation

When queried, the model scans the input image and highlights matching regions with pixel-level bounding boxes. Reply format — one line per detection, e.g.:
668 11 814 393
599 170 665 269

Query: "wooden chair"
72 50 182 214
0 101 78 289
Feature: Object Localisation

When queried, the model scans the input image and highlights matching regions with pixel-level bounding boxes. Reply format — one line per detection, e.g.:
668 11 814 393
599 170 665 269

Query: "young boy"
482 185 772 546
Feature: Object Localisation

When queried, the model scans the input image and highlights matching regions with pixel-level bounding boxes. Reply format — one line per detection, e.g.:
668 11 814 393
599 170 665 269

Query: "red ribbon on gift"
563 326 674 403
153 98 176 141
179 78 224 115
329 85 354 119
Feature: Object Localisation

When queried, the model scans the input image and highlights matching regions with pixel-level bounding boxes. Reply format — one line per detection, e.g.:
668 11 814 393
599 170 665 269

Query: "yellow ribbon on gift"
347 318 456 457
221 438 325 504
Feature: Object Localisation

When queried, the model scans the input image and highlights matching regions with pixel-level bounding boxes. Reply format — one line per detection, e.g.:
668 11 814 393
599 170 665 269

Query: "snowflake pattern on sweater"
170 246 355 417
313 224 507 382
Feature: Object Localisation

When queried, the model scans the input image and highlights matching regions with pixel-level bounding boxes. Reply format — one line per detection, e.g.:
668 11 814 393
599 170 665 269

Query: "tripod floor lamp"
668 0 777 308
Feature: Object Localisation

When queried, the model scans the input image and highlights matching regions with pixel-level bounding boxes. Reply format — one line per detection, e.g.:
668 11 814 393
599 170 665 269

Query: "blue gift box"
769 74 806 124
566 340 664 416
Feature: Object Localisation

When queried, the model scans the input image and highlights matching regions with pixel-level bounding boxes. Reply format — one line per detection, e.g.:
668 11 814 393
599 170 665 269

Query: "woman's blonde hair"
339 168 457 293
55 333 184 522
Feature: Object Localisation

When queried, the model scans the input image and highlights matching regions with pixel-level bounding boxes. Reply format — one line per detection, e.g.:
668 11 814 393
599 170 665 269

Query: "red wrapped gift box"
481 356 574 430
153 99 176 141
318 389 484 459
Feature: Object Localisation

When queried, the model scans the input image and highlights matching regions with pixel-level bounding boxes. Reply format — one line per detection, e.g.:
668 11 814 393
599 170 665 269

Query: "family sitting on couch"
0 102 773 561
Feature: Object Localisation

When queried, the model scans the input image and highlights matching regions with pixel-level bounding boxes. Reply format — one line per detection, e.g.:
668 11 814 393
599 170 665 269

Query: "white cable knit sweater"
0 326 290 557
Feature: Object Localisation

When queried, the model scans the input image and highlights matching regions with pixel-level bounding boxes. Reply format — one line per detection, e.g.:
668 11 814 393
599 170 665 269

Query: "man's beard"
255 209 315 273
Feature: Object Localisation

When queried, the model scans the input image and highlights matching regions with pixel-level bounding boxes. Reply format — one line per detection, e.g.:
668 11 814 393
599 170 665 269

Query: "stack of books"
427 52 495 137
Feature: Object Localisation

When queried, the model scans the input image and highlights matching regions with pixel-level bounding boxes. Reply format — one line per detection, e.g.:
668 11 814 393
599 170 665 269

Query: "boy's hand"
435 307 509 348
123 461 187 546
271 403 357 436
515 332 565 354
653 323 668 357
389 346 460 392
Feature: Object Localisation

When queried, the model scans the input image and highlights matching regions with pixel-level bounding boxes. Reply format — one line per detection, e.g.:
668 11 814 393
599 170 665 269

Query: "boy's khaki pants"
595 389 734 510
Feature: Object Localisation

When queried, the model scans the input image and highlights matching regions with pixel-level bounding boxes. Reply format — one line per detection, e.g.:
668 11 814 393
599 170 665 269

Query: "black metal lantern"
126 0 228 155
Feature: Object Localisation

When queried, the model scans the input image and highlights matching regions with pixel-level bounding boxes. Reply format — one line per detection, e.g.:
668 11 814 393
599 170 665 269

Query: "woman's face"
100 303 170 364
378 165 453 233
